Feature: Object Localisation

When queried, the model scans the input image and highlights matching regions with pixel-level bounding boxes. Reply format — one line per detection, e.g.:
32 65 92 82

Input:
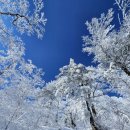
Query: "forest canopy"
0 0 130 130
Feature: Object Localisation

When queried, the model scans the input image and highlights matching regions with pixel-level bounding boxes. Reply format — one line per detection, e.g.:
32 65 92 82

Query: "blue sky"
24 0 114 82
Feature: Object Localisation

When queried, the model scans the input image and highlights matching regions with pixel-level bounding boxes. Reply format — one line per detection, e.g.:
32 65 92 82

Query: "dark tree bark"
86 101 99 130
70 112 76 129
121 66 130 76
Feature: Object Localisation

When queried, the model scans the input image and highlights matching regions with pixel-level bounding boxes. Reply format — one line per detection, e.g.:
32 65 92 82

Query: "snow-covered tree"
37 59 130 130
0 0 46 129
83 0 130 97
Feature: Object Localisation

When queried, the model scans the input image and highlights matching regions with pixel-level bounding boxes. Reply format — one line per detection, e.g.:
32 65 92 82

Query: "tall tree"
83 0 130 97
38 59 130 130
0 0 46 129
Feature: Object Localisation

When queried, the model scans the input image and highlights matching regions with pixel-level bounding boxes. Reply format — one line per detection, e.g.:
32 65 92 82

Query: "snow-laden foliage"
0 0 46 38
37 59 130 130
0 0 46 89
0 0 45 130
0 0 130 130
83 0 130 97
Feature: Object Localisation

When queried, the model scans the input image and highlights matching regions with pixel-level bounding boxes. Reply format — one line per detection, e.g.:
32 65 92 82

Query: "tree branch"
0 12 31 26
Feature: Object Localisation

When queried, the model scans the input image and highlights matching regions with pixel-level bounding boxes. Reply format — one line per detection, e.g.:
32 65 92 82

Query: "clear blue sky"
24 0 114 82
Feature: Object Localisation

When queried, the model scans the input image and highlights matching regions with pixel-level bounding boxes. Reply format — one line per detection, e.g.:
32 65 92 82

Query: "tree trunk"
86 101 99 130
